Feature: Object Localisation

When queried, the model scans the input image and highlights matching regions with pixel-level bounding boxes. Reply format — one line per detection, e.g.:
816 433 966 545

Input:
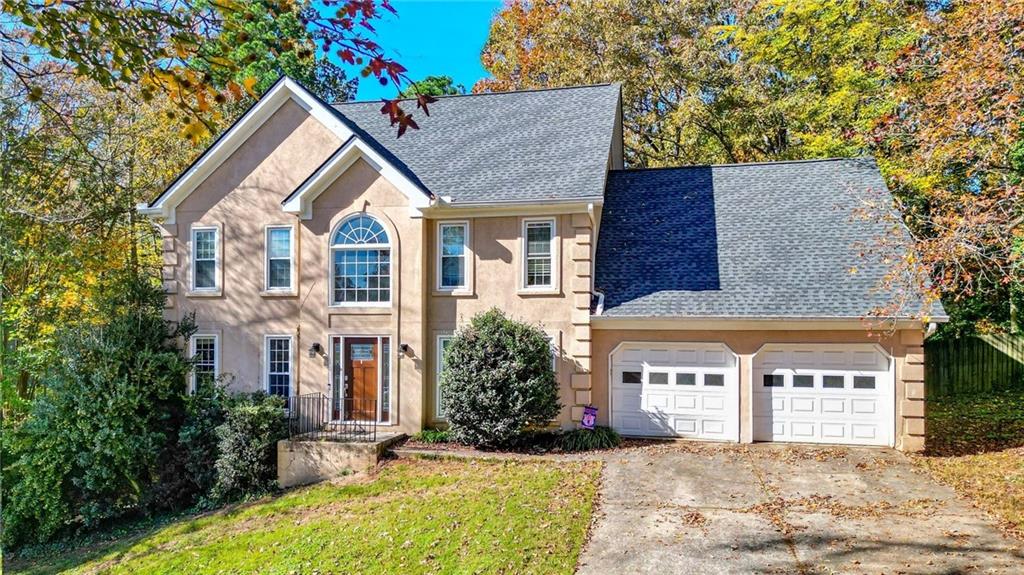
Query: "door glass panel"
332 338 342 419
350 343 374 361
381 338 390 422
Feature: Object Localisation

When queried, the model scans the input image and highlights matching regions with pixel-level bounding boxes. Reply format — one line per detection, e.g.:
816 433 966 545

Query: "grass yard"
7 457 602 575
915 448 1024 539
926 389 1024 455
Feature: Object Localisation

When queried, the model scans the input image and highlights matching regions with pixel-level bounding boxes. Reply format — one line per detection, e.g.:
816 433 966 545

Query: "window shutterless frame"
436 221 469 292
521 217 557 291
329 214 391 307
189 334 219 393
264 225 295 292
264 335 294 398
191 226 219 292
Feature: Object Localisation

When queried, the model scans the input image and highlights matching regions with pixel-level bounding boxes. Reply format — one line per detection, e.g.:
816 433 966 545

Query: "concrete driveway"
578 442 1023 574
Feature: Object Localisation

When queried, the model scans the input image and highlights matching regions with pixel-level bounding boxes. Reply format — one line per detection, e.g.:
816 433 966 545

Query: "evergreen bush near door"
440 308 561 448
210 393 288 502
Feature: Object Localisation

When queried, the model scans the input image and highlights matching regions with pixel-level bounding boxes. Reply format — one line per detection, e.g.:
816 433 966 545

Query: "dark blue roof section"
333 84 620 204
594 158 947 319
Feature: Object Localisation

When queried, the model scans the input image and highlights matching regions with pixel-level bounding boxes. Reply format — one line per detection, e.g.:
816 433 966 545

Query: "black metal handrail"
287 393 378 442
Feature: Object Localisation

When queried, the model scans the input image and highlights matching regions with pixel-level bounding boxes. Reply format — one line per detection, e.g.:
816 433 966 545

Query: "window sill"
517 287 560 296
260 290 298 298
432 288 473 297
186 290 222 298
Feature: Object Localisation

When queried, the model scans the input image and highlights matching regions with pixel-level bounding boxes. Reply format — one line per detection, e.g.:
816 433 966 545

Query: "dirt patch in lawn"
914 447 1024 540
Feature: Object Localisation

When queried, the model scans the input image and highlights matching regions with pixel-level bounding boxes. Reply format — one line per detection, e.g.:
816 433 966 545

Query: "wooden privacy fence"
925 334 1024 398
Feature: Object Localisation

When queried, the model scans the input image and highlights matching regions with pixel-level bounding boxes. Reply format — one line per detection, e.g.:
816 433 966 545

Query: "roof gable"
138 76 431 223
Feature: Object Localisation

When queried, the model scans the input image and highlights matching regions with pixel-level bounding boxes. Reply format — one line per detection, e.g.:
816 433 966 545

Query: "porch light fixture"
308 342 324 358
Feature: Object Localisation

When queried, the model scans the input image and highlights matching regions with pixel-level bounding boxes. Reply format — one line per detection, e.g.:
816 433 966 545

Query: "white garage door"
611 343 739 441
753 344 894 446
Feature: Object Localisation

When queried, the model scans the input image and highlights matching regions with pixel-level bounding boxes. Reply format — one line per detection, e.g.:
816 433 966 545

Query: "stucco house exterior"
140 76 944 452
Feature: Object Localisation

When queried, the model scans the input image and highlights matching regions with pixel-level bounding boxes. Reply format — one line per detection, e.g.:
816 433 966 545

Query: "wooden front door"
344 338 378 421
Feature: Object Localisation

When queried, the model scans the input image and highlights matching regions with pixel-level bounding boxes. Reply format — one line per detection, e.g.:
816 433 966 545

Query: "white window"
265 336 293 397
437 222 468 291
190 334 218 392
265 226 293 291
192 227 219 291
435 335 454 418
546 332 559 373
330 215 390 305
522 218 555 289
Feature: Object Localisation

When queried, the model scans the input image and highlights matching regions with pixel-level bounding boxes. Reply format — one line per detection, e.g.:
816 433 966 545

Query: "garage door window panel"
853 376 875 389
763 374 785 387
793 375 814 388
622 370 642 384
704 373 724 386
823 375 845 389
676 373 696 386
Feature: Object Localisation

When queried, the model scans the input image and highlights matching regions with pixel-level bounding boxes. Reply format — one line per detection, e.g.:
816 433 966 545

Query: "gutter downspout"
593 290 605 316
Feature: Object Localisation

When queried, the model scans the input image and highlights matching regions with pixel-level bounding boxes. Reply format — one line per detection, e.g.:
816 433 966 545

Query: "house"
140 77 945 452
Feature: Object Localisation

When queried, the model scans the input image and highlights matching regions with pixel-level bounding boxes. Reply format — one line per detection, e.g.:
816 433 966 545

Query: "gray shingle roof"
332 84 620 204
594 158 946 320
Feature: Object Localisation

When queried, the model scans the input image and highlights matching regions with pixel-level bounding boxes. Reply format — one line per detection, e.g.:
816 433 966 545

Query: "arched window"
331 215 391 304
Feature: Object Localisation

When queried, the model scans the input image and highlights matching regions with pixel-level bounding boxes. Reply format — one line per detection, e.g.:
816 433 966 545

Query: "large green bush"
1 277 194 548
209 393 288 502
440 308 561 448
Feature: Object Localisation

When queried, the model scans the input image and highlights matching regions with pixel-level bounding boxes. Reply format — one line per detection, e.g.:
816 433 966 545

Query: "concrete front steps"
277 433 406 488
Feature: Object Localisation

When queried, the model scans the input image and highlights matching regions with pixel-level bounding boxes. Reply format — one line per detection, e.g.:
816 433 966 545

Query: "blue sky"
342 1 503 101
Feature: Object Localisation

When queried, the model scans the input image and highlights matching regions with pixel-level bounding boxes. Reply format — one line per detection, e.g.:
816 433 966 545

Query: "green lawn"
7 457 602 575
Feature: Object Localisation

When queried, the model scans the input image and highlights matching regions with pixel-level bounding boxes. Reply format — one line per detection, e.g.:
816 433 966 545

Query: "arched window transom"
330 215 391 305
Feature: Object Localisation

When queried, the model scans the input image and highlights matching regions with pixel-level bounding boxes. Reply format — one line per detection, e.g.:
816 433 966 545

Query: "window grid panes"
331 216 391 305
267 337 291 397
193 336 216 390
439 223 466 289
525 221 553 288
266 227 292 290
193 229 217 289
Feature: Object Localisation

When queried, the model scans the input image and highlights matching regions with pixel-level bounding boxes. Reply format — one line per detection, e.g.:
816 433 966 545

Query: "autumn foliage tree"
478 0 1022 333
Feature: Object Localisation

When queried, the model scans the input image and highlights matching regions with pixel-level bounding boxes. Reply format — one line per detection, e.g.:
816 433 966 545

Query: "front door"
344 338 379 421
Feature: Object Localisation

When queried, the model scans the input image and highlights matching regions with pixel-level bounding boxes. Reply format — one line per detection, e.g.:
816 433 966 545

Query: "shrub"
413 429 452 443
441 308 561 448
209 393 288 503
559 426 622 452
0 277 194 549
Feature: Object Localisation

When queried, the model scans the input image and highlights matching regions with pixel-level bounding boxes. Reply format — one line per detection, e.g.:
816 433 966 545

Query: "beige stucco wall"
590 326 927 451
164 99 340 387
424 212 595 428
161 100 426 433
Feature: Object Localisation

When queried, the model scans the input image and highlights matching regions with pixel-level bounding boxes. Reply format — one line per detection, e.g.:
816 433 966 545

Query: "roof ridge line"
332 82 619 105
611 157 874 172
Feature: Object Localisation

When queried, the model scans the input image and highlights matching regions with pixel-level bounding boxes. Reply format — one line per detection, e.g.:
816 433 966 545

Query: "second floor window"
331 215 391 305
438 222 467 290
523 219 555 289
265 226 293 291
192 227 218 291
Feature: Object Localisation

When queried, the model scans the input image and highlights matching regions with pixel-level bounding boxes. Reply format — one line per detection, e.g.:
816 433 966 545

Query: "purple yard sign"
581 405 598 430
